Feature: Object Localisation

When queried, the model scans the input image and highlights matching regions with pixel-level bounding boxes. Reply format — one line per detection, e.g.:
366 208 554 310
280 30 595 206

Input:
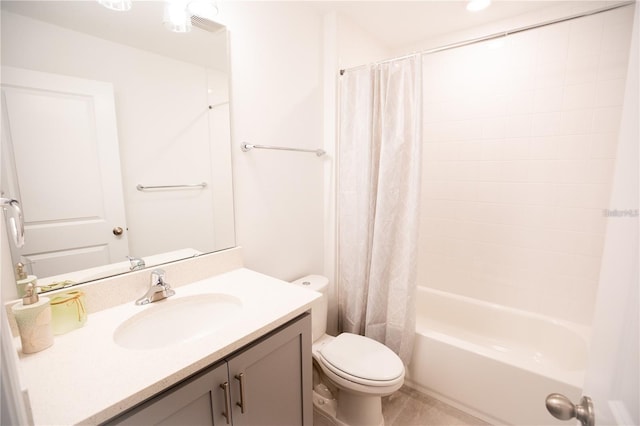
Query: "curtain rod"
339 1 634 75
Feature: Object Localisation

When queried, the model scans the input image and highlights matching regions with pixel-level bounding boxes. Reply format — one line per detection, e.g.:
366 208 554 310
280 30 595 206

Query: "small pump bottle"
15 262 37 298
11 283 54 354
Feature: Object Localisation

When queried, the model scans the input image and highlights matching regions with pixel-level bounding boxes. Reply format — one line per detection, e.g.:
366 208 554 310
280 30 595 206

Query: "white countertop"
14 268 319 425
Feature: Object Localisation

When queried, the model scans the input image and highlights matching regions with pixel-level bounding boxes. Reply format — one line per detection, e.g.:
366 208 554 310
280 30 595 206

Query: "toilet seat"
318 333 404 387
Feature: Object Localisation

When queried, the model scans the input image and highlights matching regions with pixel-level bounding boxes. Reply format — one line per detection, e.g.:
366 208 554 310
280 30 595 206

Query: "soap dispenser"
15 262 37 298
11 283 54 354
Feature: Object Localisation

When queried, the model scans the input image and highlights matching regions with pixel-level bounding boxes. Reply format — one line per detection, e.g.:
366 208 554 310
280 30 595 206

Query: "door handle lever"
0 198 25 248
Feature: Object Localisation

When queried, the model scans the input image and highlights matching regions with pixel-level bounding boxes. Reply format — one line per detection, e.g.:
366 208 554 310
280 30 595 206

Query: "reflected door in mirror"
1 66 129 278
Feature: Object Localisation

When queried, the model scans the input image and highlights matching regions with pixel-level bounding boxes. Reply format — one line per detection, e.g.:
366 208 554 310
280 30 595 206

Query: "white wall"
336 13 392 70
223 2 325 281
413 5 635 325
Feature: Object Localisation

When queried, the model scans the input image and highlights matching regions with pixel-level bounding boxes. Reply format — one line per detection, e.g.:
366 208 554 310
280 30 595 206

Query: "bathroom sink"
114 293 242 350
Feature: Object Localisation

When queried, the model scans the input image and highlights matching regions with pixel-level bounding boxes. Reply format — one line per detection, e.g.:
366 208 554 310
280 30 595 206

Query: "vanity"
6 249 318 425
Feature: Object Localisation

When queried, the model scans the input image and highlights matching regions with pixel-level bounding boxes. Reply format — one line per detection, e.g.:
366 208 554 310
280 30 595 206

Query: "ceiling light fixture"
466 0 491 12
163 0 192 33
97 0 219 33
188 0 219 21
97 0 132 12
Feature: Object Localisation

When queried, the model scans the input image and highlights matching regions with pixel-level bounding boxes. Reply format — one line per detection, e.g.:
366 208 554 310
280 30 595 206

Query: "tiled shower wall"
418 6 635 325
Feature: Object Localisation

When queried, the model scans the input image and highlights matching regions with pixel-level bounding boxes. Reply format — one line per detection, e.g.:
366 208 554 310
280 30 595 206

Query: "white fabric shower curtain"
337 56 422 364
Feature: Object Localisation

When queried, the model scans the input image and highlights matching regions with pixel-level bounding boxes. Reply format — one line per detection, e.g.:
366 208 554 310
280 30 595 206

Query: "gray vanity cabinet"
108 361 229 426
107 313 312 426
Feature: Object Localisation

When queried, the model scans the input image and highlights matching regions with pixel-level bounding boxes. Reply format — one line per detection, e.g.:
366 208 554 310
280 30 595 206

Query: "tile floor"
382 386 491 426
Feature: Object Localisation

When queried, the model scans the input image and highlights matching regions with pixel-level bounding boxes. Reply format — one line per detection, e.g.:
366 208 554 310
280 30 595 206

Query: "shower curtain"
337 56 422 364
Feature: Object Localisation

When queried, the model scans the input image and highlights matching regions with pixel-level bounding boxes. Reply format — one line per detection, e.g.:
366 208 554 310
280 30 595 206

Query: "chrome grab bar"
136 182 207 191
241 142 326 157
0 197 25 248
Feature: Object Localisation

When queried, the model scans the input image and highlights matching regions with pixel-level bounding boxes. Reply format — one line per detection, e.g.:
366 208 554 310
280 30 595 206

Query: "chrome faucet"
135 269 175 305
127 255 146 271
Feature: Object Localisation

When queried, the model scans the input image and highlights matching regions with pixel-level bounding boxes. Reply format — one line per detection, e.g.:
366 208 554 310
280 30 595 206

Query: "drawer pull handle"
220 382 231 424
235 373 246 413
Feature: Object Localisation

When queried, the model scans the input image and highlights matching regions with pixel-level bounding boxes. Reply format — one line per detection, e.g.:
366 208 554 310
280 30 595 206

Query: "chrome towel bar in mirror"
136 182 208 191
241 142 326 157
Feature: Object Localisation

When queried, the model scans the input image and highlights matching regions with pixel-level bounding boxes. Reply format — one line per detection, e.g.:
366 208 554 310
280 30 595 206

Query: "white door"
1 66 129 278
546 5 638 425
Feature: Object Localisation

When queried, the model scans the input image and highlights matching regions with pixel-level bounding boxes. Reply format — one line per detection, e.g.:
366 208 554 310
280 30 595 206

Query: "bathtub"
405 286 590 425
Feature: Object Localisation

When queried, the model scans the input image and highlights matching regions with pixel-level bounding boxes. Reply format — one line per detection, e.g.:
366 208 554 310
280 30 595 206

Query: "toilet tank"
291 275 328 342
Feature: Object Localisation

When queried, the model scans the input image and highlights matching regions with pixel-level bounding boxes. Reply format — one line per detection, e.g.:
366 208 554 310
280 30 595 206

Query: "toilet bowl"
292 275 405 426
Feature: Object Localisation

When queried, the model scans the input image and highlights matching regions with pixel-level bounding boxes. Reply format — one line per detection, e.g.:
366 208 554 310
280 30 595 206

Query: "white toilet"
292 275 405 426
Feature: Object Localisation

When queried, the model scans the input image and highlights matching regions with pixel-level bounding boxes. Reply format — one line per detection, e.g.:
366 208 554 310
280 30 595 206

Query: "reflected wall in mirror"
1 1 235 294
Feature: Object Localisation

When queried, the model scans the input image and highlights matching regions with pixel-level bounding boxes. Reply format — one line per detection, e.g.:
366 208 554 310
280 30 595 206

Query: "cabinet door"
229 314 312 426
107 361 230 426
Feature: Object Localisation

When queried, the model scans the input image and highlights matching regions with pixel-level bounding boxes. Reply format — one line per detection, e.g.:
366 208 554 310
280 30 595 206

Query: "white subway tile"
502 138 531 160
476 182 503 203
456 142 483 161
573 254 602 280
527 160 556 183
500 160 529 182
589 133 619 158
567 14 604 58
552 160 587 183
440 100 461 122
534 86 564 112
595 78 627 107
505 114 534 138
601 11 634 53
449 160 478 181
536 24 570 64
553 183 609 209
509 66 537 92
562 82 596 110
566 54 599 85
560 109 595 135
598 49 631 81
500 183 530 204
482 117 506 139
532 112 562 136
448 180 478 202
439 142 462 160
506 90 535 115
583 159 615 184
506 30 538 63
480 139 504 161
422 144 440 161
522 205 556 228
593 106 623 133
529 136 559 159
525 183 556 205
475 161 502 181
556 135 590 159
423 101 443 124
535 61 566 88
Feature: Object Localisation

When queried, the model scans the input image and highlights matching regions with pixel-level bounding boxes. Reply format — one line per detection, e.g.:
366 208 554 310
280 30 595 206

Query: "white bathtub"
406 286 590 425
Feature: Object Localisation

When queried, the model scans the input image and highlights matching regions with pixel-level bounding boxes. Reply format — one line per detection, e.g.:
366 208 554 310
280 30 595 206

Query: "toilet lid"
319 333 404 382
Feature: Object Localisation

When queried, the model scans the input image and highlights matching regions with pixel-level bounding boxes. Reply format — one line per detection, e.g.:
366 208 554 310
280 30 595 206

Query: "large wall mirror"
1 1 235 294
